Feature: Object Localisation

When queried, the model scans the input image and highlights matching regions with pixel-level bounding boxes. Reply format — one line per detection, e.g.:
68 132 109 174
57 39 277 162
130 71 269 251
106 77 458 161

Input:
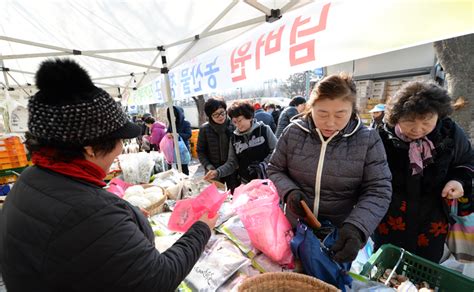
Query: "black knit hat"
28 59 141 144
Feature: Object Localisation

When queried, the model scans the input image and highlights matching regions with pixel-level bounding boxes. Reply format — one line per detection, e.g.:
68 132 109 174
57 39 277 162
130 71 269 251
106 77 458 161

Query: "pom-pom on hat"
28 59 141 145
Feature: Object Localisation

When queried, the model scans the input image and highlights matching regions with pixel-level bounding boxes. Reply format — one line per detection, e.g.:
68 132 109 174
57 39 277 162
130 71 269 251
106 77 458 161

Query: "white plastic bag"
185 237 249 291
118 152 155 184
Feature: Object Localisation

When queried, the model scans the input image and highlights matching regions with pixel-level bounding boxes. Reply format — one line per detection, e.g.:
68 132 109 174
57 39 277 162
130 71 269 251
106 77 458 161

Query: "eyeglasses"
211 110 227 119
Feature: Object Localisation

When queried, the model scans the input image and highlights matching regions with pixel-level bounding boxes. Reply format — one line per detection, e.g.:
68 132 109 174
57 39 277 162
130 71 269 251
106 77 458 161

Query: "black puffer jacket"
275 106 298 138
197 118 234 171
0 166 210 292
268 115 392 240
167 106 192 150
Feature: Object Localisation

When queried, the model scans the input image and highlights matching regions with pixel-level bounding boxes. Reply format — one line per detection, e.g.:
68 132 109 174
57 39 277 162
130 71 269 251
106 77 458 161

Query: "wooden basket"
142 185 167 216
238 272 339 292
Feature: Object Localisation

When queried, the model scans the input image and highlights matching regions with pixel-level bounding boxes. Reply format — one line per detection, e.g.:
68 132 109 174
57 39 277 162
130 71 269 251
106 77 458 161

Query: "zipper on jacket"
313 129 338 218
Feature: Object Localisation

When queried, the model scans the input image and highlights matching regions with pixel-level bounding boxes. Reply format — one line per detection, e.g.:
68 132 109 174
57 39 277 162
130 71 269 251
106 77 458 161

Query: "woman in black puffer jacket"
197 97 239 191
0 59 217 292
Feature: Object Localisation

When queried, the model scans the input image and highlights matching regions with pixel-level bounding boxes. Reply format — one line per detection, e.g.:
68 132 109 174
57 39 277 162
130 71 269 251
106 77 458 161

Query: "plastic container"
0 136 28 170
189 129 199 159
360 244 474 291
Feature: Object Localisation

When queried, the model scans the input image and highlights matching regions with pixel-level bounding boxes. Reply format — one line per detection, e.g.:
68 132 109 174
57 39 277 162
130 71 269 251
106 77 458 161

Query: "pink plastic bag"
159 136 174 164
168 184 228 232
233 179 279 208
107 178 133 198
233 179 294 267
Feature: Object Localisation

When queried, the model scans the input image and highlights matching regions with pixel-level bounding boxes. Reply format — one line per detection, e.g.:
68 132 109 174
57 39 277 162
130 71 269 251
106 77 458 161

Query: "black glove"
247 162 268 179
247 162 259 178
330 223 364 263
285 190 307 218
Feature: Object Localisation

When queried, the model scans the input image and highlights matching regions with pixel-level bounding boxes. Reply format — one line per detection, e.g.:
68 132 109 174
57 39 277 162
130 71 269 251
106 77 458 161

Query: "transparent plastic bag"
118 153 155 184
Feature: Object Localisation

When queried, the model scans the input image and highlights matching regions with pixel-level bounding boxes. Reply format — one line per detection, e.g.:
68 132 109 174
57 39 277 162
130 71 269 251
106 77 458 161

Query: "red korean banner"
131 0 473 104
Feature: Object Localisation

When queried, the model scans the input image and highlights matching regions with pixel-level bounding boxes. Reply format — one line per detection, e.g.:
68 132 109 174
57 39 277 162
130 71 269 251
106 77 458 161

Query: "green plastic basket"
360 244 474 292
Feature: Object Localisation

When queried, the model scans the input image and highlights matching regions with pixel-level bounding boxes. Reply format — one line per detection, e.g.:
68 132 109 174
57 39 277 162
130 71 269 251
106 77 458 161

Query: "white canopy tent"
0 0 314 171
1 0 473 171
0 0 312 94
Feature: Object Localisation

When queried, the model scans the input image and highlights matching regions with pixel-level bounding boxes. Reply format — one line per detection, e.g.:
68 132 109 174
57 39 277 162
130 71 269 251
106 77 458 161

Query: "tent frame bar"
0 36 161 70
243 0 271 15
136 52 162 88
0 1 311 91
92 71 158 81
0 14 265 65
169 0 239 68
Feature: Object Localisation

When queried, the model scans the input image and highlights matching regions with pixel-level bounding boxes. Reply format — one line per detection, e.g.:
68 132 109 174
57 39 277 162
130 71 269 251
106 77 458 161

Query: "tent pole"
5 71 30 96
170 0 239 68
85 54 161 70
198 16 265 40
280 0 300 13
0 59 11 89
0 52 67 60
92 81 134 88
161 49 183 173
92 71 158 81
1 13 264 65
7 68 35 75
0 36 160 70
120 76 136 105
243 0 271 14
0 49 160 60
164 15 265 50
136 52 162 88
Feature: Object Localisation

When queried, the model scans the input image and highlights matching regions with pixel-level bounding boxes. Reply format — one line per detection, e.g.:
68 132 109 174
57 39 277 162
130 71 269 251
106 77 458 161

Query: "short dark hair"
144 117 155 124
227 100 254 119
289 96 306 107
25 132 121 162
265 103 276 110
385 81 453 126
204 97 227 118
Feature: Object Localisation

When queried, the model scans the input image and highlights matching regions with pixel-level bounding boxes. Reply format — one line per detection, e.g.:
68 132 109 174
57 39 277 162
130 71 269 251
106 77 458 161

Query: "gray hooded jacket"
268 115 392 240
216 120 277 182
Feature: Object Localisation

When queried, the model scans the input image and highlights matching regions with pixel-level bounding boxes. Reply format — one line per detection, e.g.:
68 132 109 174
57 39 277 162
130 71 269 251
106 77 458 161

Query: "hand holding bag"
291 220 353 291
290 197 353 291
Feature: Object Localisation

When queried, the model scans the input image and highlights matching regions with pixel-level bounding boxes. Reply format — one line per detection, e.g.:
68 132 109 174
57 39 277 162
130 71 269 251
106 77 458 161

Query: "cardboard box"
373 81 386 90
368 98 383 105
372 92 385 100
357 87 373 97
387 80 403 87
356 80 374 87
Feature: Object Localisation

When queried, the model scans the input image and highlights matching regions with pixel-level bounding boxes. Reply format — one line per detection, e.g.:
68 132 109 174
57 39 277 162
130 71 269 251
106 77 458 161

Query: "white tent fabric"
1 0 472 171
0 0 312 94
1 0 473 96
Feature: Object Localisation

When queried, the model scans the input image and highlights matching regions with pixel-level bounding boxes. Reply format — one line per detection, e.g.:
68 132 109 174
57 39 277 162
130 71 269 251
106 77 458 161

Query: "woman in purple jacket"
144 117 166 151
